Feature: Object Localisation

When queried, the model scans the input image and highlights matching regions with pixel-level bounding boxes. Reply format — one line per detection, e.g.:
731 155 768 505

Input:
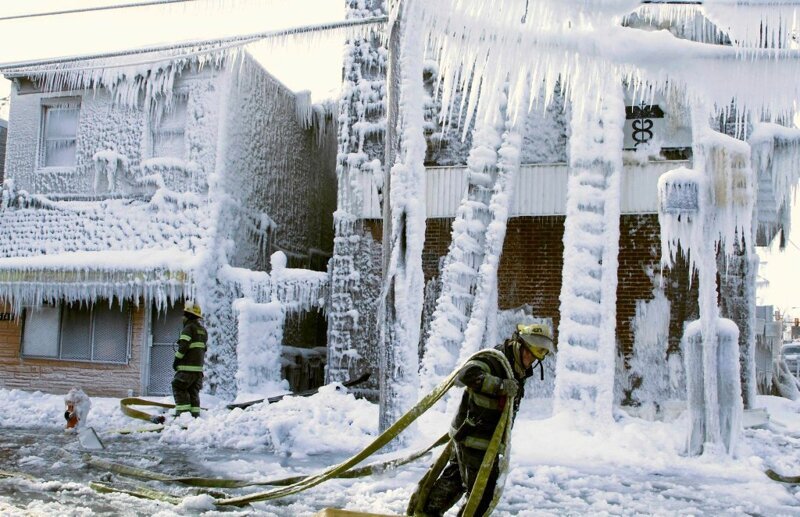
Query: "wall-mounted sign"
0 313 14 321
624 103 665 150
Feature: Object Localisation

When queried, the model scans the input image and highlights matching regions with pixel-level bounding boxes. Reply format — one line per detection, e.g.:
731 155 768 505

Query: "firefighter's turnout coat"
175 319 207 372
451 340 532 452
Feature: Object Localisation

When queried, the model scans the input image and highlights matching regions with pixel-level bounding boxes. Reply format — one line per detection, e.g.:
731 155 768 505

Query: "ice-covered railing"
658 127 754 271
749 122 800 248
222 253 328 314
224 252 328 397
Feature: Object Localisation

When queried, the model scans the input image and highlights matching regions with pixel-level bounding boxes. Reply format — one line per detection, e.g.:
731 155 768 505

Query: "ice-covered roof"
0 194 210 309
0 195 209 259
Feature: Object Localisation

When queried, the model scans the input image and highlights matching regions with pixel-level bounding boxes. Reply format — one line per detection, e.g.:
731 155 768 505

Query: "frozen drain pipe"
683 319 743 456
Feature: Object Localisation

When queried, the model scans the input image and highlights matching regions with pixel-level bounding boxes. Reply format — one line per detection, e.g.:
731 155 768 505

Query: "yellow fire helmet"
515 323 555 360
184 300 202 318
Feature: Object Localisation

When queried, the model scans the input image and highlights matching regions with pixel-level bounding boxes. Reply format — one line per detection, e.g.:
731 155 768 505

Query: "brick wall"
0 302 148 397
421 214 676 356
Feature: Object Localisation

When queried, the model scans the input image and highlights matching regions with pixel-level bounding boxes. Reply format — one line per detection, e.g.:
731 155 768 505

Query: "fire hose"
99 349 514 516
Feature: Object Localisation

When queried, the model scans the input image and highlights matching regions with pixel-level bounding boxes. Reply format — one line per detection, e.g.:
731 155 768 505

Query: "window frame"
150 90 189 159
38 97 81 169
21 300 132 365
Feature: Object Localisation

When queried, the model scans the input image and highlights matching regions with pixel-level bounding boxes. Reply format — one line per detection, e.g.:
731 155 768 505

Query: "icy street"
2 0 800 515
2 387 800 516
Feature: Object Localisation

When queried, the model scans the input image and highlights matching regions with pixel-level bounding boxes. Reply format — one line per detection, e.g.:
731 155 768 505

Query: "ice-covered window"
151 92 188 159
39 99 80 168
21 300 131 364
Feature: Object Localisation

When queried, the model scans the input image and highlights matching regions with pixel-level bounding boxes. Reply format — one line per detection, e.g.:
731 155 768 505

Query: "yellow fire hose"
102 349 514 516
83 434 448 489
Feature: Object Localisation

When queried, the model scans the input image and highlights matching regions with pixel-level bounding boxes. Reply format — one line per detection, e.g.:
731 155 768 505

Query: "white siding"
358 161 690 219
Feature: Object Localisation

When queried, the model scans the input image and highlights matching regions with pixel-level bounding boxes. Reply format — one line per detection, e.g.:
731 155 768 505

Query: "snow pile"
156 383 378 456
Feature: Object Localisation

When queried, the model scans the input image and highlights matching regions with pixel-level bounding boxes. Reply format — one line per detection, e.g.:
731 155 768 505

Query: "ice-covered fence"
268 252 328 314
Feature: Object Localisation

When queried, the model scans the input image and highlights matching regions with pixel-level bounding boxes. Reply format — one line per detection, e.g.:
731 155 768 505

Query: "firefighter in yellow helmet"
410 323 555 517
170 301 208 418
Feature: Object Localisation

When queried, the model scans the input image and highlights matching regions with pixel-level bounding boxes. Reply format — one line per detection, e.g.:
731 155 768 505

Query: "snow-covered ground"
1 385 800 516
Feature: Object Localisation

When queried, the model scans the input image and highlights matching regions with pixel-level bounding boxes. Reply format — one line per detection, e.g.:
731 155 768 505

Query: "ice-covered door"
147 303 183 395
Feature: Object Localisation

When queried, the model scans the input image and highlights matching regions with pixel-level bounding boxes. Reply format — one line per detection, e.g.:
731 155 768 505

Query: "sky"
0 0 799 318
0 0 348 118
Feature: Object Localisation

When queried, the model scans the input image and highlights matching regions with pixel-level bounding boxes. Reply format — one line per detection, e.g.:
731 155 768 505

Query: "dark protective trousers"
422 443 500 517
171 371 203 416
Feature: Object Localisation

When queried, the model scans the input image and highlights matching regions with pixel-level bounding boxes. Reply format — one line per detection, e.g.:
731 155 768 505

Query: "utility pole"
378 2 403 434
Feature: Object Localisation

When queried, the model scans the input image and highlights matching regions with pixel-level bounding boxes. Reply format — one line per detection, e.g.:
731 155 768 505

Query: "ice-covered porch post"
378 0 425 433
553 69 624 421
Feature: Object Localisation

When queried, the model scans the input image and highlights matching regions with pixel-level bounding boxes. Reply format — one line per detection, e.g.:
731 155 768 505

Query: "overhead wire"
0 0 200 22
0 16 388 73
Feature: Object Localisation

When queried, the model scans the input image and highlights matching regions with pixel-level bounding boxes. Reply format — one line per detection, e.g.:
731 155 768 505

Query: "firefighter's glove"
172 358 178 371
500 378 519 399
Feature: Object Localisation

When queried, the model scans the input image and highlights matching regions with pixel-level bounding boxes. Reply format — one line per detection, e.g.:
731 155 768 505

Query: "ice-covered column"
692 102 752 451
418 93 506 395
327 0 387 383
553 71 624 421
659 100 752 454
378 0 425 433
457 80 531 363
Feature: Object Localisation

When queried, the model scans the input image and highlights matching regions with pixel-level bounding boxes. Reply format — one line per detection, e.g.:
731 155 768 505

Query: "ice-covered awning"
0 249 198 311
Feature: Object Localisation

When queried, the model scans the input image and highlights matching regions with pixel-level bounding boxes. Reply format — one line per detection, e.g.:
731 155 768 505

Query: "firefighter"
411 323 556 517
171 301 208 418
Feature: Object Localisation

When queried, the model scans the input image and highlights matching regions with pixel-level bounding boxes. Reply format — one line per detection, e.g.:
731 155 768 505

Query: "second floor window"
40 100 80 167
152 92 188 159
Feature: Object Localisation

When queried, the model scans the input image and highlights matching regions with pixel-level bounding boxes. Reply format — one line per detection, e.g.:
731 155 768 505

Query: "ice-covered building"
0 49 336 398
328 2 799 422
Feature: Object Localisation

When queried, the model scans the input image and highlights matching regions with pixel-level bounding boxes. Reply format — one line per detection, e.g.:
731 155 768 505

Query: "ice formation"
553 70 624 421
327 0 388 388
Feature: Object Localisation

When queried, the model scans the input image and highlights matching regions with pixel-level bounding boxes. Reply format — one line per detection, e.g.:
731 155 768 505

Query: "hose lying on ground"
102 349 514 516
82 433 448 489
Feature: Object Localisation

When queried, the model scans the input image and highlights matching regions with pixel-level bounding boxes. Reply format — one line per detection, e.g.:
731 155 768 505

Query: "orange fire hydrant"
64 402 79 429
